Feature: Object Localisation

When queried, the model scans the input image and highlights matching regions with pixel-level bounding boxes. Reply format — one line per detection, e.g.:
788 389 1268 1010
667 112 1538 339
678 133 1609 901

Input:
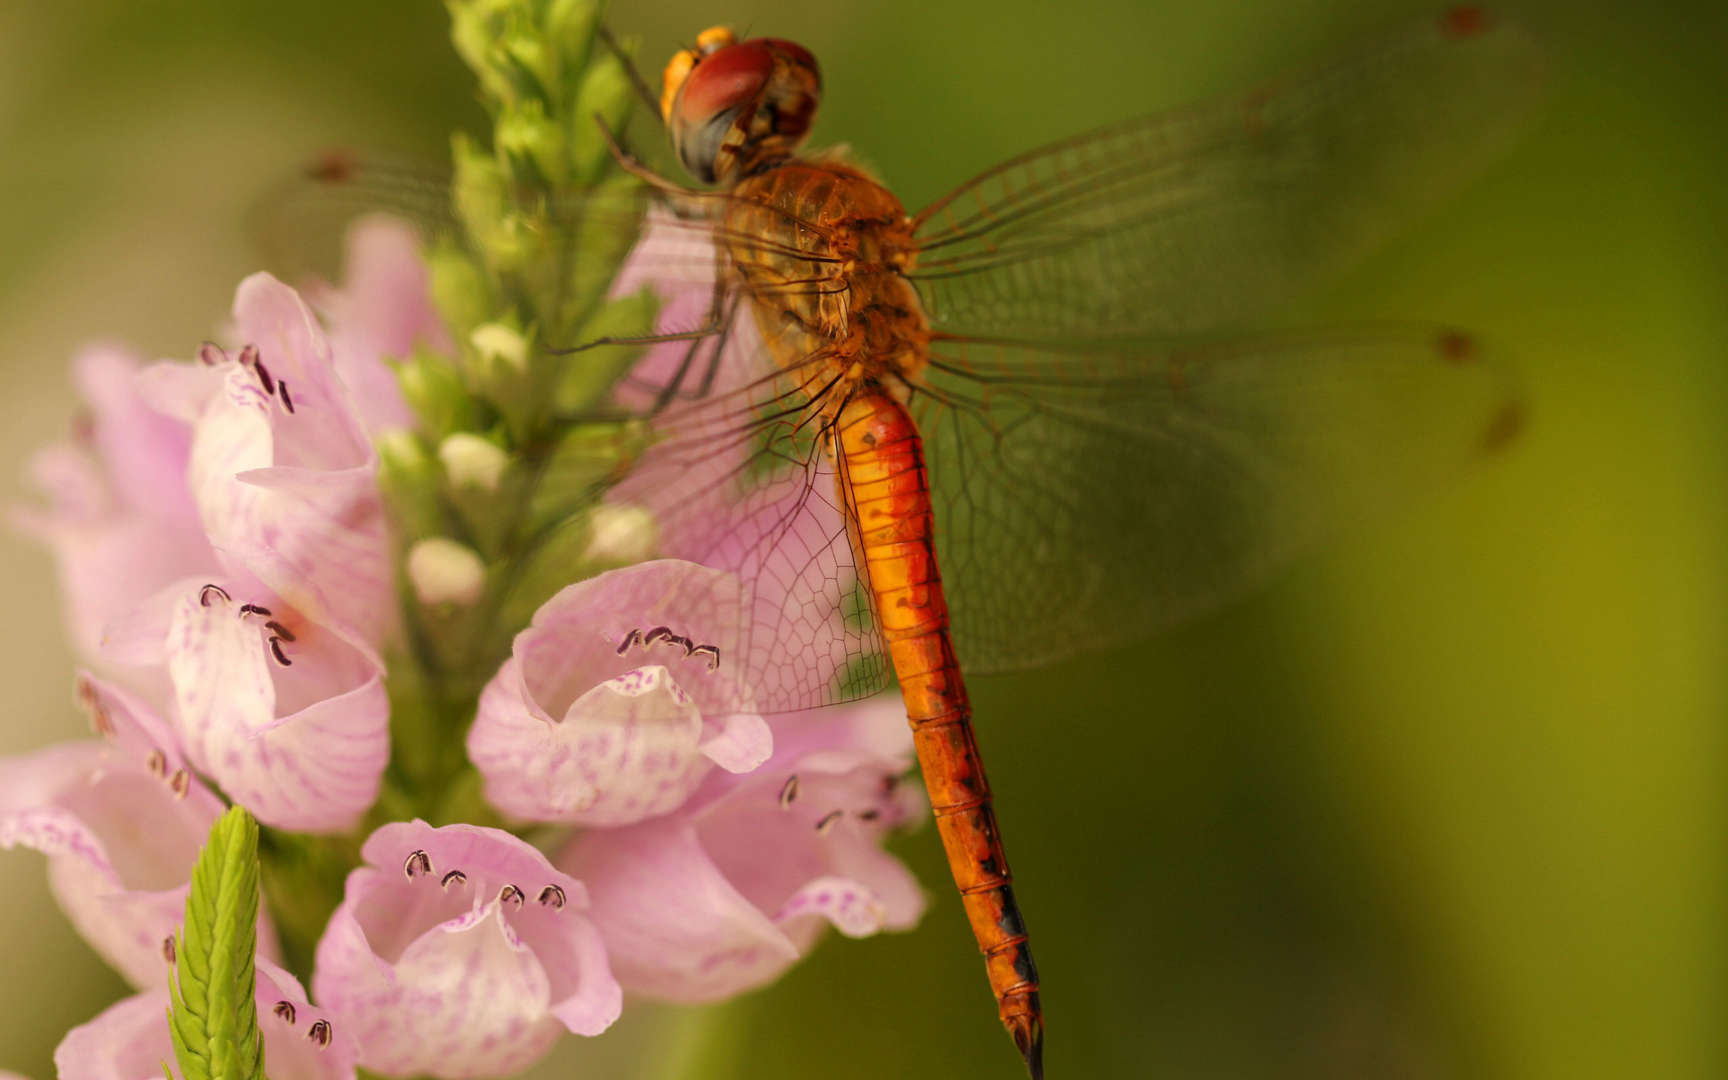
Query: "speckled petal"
558 696 925 1004
313 821 621 1078
0 675 271 988
165 583 387 832
468 561 768 827
55 959 356 1080
186 273 389 642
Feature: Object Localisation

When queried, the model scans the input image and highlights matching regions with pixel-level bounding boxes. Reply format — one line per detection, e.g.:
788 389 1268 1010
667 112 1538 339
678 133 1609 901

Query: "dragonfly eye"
662 31 821 186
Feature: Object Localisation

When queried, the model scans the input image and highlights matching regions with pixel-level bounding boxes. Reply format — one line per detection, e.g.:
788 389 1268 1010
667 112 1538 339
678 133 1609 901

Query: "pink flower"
54 958 357 1080
0 674 279 988
154 272 391 645
13 346 213 674
319 215 453 434
558 696 925 1002
155 574 388 832
312 820 622 1078
468 561 772 826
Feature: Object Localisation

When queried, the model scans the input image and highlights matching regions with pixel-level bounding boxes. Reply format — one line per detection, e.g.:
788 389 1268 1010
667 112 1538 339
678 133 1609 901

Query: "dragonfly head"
661 27 821 185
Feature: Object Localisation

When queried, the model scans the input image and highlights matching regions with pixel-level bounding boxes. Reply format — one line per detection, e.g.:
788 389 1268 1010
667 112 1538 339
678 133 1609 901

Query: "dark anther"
855 808 881 822
690 644 721 671
538 884 567 909
197 342 227 366
499 884 525 907
269 637 293 666
146 749 167 777
264 620 296 642
778 775 799 810
440 869 467 889
253 358 276 395
238 603 273 619
278 380 295 413
168 770 191 800
815 809 844 835
199 583 230 607
403 849 433 879
162 936 176 963
237 344 259 368
642 626 673 646
273 1000 297 1024
615 629 639 655
307 1019 332 1047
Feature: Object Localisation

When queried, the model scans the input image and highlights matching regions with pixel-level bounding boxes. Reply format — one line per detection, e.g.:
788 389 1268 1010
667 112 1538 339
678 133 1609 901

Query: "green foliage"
167 807 264 1080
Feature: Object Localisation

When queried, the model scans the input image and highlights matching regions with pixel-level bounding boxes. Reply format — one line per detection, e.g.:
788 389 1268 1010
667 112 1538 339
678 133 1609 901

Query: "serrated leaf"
168 806 264 1080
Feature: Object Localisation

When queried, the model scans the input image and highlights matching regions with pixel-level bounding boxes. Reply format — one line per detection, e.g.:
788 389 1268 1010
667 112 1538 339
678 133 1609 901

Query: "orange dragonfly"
302 10 1541 1077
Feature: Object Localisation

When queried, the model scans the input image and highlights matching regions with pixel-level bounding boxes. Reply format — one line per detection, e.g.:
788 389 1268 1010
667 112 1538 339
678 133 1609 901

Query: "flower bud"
497 98 568 188
582 503 658 566
395 344 474 441
377 428 445 539
439 432 510 493
427 241 492 343
407 537 488 608
569 50 636 183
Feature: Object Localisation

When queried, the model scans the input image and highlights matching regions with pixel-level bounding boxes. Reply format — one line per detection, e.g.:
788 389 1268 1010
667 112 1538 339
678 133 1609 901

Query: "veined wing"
909 9 1543 341
915 327 1523 675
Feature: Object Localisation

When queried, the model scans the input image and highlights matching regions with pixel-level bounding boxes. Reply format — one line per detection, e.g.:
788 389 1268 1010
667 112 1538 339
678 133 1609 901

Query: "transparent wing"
916 328 1523 675
606 306 894 712
910 10 1544 340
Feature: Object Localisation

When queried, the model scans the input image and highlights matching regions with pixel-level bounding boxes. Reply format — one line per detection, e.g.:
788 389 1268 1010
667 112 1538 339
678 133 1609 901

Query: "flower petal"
320 215 451 434
166 583 387 832
558 696 924 1003
468 561 769 826
55 960 356 1080
186 274 389 642
0 675 270 988
313 821 620 1078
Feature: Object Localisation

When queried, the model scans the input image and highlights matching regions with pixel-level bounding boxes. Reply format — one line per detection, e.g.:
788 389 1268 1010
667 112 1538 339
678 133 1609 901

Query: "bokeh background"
1 2 1720 1078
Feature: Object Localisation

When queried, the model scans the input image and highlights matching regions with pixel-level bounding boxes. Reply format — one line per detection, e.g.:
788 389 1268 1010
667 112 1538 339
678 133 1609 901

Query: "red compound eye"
675 39 777 130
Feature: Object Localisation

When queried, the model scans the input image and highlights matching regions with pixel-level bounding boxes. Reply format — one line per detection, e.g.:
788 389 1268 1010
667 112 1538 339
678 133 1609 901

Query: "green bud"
452 133 508 259
568 48 637 184
544 0 602 79
376 429 447 540
438 431 511 493
395 344 475 440
555 286 657 413
427 241 493 343
496 98 568 188
500 31 558 105
446 0 521 105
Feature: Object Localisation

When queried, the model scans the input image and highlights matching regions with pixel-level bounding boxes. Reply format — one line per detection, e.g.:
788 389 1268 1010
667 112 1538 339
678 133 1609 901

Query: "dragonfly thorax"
722 158 931 416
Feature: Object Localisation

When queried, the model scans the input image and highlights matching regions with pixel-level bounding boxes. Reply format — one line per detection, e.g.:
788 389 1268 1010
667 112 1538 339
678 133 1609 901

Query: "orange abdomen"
834 385 1043 1075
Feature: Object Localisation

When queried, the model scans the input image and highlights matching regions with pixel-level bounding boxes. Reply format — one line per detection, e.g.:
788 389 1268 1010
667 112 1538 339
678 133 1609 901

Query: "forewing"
910 10 1543 340
606 301 893 714
916 329 1523 674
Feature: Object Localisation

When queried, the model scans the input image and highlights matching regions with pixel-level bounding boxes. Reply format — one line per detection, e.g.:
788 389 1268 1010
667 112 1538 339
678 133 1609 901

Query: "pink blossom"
155 272 391 645
0 674 279 988
13 346 213 674
312 820 622 1078
54 958 357 1080
319 215 453 434
468 561 772 826
558 696 925 1003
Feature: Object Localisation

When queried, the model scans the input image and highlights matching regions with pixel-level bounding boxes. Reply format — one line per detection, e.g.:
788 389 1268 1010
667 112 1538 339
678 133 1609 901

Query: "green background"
0 2 1720 1079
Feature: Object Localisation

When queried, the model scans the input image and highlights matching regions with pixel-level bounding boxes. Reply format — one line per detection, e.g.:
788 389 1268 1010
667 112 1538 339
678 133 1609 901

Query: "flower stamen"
264 619 297 642
238 603 273 619
146 748 167 777
307 1019 332 1047
499 883 525 907
537 884 566 909
403 849 433 879
161 936 176 963
778 775 799 809
440 869 467 889
198 583 230 607
197 342 227 365
273 1000 297 1024
814 809 843 836
278 379 295 413
268 637 293 667
168 769 191 800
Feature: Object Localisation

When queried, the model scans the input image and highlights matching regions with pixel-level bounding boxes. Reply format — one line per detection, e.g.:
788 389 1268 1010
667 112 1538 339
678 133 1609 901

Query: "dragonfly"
292 9 1541 1077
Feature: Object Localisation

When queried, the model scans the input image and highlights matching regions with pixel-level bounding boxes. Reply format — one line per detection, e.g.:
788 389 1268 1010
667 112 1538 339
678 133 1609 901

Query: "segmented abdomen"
834 385 1043 1059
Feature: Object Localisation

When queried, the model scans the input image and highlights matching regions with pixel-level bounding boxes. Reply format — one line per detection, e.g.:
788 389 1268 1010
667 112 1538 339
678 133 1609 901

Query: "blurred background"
0 1 1720 1078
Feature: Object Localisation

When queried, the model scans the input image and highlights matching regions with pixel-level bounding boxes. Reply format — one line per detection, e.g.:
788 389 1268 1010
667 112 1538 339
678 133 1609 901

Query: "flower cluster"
4 5 925 1075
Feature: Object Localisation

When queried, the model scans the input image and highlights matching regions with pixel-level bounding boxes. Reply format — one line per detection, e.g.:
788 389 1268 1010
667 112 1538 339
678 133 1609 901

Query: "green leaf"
168 806 264 1080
